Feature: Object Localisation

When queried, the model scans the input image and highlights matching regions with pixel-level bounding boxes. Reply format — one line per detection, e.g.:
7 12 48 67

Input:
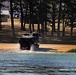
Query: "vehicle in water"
19 32 39 50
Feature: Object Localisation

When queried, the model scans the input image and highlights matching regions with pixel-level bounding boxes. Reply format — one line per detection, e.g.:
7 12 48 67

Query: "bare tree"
10 0 15 36
57 0 62 37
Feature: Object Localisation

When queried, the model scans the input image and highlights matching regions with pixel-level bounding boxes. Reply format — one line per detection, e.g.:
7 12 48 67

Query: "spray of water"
13 43 21 52
6 43 54 54
8 43 28 53
29 44 36 52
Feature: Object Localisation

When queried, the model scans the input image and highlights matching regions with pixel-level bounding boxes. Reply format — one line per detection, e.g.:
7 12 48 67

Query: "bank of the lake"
0 43 76 53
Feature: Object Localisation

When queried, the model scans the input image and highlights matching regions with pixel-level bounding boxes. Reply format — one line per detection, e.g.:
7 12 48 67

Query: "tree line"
0 0 76 38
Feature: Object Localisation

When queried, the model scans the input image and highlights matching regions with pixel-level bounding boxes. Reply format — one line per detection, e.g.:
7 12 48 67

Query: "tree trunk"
62 12 65 37
0 4 2 31
0 22 2 31
44 22 47 31
23 3 28 30
31 4 34 32
51 1 56 36
10 0 15 36
71 26 73 38
52 1 55 31
0 14 2 31
32 24 34 32
41 23 44 39
37 23 40 32
70 20 73 38
57 0 62 37
44 10 47 31
70 14 74 38
29 3 32 32
20 0 24 30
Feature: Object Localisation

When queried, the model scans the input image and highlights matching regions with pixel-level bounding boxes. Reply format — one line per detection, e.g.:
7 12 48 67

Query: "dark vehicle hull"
19 32 39 50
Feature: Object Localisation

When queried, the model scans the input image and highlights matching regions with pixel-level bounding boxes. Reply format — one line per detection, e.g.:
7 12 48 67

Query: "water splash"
29 44 38 52
11 44 55 54
15 43 30 53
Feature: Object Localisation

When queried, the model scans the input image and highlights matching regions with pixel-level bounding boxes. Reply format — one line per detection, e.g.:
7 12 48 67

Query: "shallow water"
0 52 76 75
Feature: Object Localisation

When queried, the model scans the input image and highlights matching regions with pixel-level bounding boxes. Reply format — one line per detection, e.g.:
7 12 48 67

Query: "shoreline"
0 43 76 53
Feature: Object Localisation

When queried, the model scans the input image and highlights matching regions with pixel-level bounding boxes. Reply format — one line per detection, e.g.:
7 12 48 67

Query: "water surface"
0 52 76 75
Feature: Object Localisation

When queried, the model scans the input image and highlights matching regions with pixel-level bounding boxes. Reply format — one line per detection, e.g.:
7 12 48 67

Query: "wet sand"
0 43 76 53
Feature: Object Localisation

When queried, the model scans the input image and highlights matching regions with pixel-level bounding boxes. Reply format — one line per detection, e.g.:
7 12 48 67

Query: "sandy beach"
0 43 76 53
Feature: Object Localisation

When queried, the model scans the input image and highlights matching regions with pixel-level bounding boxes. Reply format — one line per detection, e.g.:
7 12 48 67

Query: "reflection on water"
0 53 76 75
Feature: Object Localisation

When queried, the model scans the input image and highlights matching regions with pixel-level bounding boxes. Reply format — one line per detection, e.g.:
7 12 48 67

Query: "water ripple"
0 53 76 75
